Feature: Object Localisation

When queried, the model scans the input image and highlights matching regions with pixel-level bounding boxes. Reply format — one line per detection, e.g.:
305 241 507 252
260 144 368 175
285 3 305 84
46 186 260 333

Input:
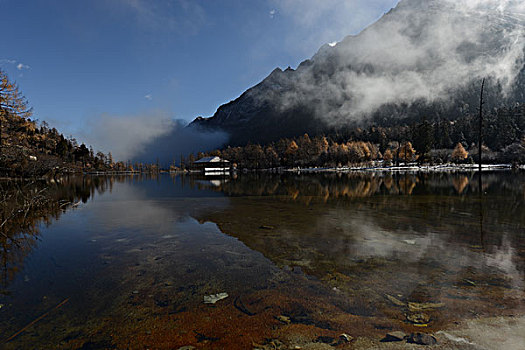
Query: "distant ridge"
191 0 525 145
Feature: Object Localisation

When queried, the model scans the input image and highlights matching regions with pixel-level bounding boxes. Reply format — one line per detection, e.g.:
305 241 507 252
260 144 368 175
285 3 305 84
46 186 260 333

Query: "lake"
1 172 524 349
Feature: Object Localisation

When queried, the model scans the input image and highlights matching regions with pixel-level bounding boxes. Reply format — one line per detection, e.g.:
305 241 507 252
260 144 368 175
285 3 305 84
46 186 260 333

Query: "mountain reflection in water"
195 172 525 312
0 172 523 349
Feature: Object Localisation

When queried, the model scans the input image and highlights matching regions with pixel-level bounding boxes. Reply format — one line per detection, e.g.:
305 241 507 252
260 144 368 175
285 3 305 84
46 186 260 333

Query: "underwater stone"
385 294 405 307
338 333 353 343
381 331 407 342
203 292 229 304
275 315 291 324
407 312 431 324
408 333 438 345
408 301 445 311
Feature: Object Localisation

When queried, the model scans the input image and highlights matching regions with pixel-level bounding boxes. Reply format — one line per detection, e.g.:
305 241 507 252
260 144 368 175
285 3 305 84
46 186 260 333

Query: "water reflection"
0 172 524 349
197 172 524 201
194 172 525 322
0 177 118 292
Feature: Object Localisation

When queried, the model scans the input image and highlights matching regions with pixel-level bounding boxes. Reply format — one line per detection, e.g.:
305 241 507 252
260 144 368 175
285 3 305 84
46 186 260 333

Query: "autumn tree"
284 140 299 167
451 143 468 162
383 149 393 165
347 142 364 164
209 149 221 157
0 69 32 152
399 141 416 164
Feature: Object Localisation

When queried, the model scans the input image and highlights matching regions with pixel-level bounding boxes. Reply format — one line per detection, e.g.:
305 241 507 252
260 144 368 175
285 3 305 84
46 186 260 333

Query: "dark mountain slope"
191 0 525 145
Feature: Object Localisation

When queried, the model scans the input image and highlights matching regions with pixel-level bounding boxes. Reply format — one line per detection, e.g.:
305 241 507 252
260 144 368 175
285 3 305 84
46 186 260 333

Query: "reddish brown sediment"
53 267 524 349
2 173 524 349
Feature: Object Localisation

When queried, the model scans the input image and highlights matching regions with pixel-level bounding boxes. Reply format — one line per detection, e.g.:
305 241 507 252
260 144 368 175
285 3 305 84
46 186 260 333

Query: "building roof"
194 156 230 163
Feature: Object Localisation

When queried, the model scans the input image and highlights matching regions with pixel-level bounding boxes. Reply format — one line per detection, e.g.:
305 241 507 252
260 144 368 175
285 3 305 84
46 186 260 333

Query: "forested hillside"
0 69 111 177
194 105 525 169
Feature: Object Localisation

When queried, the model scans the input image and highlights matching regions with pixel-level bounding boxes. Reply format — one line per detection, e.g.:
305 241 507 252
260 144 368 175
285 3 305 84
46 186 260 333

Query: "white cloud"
80 110 228 163
0 59 31 74
144 94 153 101
260 0 525 125
16 63 30 70
269 9 276 18
81 110 174 161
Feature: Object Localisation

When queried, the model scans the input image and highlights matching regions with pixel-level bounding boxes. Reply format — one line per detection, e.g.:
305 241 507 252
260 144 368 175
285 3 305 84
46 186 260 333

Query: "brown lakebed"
0 172 524 349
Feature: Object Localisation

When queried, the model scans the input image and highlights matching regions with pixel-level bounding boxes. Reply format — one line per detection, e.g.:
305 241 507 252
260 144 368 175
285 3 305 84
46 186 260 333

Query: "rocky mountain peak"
191 0 525 145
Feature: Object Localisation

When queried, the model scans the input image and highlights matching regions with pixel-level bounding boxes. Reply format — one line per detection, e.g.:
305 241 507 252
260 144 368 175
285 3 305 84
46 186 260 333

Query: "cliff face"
191 0 525 145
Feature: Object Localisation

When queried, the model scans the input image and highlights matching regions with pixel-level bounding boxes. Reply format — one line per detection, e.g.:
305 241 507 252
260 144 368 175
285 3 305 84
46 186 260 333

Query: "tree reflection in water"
0 176 117 292
191 171 525 320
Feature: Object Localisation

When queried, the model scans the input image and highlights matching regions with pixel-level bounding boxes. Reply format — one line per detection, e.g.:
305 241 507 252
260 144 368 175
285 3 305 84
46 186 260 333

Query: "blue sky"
1 0 399 147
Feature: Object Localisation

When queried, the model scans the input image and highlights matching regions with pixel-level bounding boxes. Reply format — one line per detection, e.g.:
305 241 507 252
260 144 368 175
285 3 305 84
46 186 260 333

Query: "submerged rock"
203 292 229 304
275 315 291 324
338 333 353 343
407 332 438 345
406 312 431 325
381 331 407 342
408 301 444 311
385 294 405 307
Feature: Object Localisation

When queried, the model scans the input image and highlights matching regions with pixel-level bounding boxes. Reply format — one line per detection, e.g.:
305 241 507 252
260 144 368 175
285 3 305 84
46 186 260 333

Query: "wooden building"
192 156 231 175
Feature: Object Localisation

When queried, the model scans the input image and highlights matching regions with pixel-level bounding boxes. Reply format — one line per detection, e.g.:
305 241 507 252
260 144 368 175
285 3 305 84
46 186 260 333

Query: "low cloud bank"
261 0 525 125
133 120 229 165
83 111 228 164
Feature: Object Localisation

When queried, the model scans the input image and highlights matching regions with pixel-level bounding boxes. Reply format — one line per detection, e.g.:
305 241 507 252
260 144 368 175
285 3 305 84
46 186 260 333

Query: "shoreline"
2 164 523 181
351 315 525 349
282 163 523 174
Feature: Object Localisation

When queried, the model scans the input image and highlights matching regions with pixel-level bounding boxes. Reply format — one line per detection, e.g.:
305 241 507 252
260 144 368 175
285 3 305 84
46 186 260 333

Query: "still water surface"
0 172 524 349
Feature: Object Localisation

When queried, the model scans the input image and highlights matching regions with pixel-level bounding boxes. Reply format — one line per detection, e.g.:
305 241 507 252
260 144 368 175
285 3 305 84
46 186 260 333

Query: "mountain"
191 0 525 145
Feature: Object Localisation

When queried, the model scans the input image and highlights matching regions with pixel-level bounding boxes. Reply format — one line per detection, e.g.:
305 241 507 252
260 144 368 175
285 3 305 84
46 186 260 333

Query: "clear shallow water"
0 172 524 349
